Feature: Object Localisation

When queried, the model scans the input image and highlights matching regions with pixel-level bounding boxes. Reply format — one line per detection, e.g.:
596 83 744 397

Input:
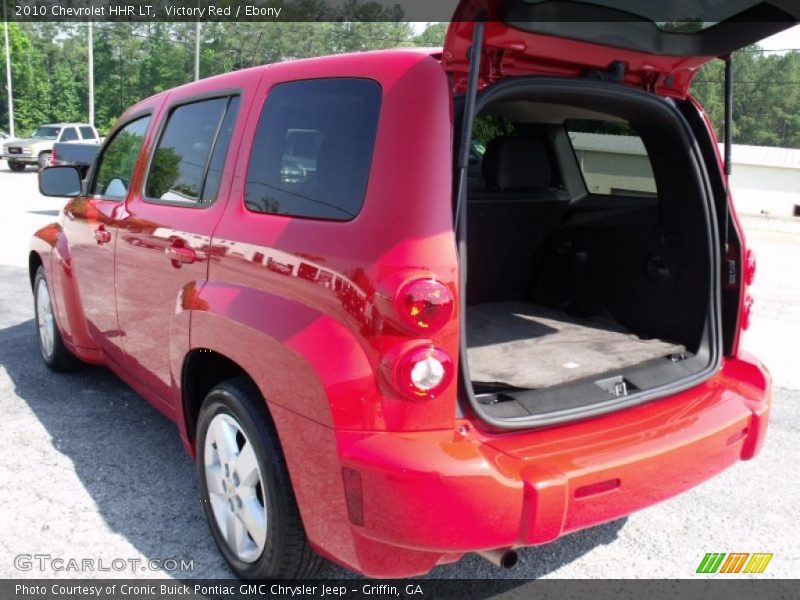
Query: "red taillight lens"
394 345 454 401
745 249 757 287
394 279 454 333
742 294 754 330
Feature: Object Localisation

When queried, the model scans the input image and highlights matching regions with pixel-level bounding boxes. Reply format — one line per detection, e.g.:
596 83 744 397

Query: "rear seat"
467 137 569 304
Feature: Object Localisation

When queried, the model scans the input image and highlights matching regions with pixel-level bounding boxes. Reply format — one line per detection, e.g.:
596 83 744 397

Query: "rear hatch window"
502 0 797 56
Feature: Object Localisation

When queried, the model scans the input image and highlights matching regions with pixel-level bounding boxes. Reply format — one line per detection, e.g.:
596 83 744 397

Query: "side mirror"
39 166 82 198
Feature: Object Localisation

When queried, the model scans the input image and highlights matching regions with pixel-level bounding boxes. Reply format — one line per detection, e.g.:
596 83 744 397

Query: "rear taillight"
394 279 453 334
394 345 453 401
741 294 754 330
745 249 757 286
740 249 755 332
50 147 57 165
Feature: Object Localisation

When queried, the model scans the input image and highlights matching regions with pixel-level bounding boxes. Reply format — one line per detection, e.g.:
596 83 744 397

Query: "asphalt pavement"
0 164 797 579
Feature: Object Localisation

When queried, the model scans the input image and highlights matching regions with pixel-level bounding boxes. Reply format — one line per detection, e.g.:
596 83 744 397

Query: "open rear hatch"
444 0 800 96
447 1 798 429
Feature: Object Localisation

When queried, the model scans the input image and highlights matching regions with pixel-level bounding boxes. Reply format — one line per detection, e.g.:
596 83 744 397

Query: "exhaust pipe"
476 548 519 569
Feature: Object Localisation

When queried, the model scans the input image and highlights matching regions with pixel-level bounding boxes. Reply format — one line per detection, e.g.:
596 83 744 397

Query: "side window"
79 126 97 140
245 78 381 220
145 97 232 204
60 127 79 142
566 120 659 198
202 96 240 203
91 116 151 199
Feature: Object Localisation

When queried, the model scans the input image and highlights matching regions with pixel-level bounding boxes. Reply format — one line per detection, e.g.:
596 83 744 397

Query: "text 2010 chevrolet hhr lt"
32 1 791 578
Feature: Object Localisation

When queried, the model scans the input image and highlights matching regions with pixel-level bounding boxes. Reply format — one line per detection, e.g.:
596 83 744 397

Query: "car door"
114 93 242 407
60 115 153 365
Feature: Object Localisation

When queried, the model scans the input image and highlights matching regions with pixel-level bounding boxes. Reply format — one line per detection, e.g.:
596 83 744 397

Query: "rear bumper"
281 353 770 577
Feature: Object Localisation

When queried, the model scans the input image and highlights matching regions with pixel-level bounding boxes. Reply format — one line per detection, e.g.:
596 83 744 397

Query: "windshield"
32 127 60 139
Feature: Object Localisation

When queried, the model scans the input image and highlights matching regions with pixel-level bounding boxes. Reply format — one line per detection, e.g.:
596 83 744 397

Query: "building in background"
571 132 800 219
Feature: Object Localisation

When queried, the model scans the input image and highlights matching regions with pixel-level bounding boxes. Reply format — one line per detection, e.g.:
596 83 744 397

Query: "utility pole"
88 22 94 127
194 20 200 81
3 0 14 137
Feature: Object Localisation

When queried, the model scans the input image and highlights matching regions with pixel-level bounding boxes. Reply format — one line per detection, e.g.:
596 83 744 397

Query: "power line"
694 80 800 85
750 47 800 53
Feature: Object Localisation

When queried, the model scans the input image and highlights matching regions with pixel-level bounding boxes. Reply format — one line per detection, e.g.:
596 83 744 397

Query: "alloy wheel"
36 278 56 361
203 413 268 563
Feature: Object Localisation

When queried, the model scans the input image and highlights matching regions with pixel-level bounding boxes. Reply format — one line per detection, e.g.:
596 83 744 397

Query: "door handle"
167 243 196 268
94 226 111 245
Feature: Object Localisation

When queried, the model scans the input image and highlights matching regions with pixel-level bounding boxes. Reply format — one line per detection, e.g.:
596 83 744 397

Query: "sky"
758 25 800 52
412 23 800 53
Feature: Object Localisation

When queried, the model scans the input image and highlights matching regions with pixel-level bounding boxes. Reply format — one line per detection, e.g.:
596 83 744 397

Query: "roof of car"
123 47 440 120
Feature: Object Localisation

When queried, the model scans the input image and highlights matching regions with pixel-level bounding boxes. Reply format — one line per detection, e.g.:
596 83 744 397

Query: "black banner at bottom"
3 579 799 600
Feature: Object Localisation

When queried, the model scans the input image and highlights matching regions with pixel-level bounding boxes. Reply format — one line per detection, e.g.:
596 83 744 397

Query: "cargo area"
467 302 686 390
460 81 720 425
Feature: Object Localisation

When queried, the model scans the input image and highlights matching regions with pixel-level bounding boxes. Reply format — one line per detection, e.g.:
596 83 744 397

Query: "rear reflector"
342 468 364 526
574 478 621 499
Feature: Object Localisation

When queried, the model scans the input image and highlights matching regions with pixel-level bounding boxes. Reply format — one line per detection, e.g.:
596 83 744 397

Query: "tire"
8 161 26 172
33 266 79 371
38 152 52 169
196 378 323 579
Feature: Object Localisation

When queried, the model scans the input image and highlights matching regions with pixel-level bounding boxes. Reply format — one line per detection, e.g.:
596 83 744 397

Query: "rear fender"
186 281 381 556
189 280 380 431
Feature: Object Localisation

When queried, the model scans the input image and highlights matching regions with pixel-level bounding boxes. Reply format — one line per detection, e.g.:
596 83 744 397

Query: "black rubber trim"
455 76 723 431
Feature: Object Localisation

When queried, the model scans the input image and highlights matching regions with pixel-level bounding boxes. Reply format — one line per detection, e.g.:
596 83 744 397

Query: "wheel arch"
180 348 250 453
28 250 44 288
178 344 356 571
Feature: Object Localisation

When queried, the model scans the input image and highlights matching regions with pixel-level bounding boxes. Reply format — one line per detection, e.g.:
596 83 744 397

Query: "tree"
3 23 50 134
690 47 800 148
5 21 800 149
413 22 448 47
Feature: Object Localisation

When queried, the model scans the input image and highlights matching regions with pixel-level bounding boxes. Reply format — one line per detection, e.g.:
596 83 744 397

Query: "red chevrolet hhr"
32 1 793 579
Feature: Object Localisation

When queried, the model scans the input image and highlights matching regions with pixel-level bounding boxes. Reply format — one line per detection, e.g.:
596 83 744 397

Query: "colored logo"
696 553 773 574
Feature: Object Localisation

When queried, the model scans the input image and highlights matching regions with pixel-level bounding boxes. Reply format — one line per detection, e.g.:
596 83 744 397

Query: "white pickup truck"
2 123 100 171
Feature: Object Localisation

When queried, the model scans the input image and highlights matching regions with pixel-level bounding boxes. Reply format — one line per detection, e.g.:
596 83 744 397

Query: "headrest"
482 137 551 191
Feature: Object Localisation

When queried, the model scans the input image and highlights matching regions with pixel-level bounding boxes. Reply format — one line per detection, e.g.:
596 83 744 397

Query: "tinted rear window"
244 78 381 221
79 126 97 140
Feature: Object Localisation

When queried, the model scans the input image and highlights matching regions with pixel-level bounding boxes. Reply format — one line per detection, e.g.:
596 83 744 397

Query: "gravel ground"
0 165 797 580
